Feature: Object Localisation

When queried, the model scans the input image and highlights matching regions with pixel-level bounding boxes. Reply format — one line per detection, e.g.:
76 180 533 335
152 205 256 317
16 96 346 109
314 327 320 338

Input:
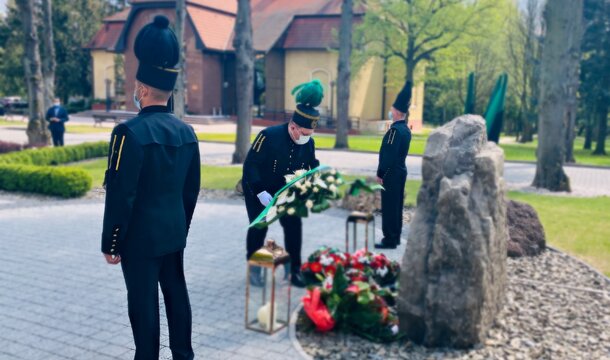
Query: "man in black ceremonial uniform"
375 81 412 250
242 80 323 288
100 15 200 360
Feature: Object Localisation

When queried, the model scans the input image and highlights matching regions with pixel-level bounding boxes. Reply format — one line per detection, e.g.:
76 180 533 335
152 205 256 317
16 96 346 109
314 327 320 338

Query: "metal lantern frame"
345 211 375 253
245 239 291 335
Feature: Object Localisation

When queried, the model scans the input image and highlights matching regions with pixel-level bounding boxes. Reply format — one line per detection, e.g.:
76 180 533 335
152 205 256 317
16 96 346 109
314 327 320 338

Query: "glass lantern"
246 239 291 334
345 211 375 253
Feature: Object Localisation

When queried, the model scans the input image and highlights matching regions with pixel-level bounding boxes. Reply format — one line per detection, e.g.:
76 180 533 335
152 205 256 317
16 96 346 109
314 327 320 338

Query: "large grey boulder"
398 115 508 348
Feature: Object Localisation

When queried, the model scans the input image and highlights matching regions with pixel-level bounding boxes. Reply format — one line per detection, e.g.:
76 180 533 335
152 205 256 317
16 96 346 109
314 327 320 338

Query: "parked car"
2 97 28 115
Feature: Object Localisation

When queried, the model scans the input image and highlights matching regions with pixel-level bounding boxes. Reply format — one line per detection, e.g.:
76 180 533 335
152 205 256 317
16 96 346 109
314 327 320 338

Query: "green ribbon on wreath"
249 165 330 228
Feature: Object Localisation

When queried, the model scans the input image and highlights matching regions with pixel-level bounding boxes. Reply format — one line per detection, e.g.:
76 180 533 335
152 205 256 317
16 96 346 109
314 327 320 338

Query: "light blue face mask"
133 88 142 111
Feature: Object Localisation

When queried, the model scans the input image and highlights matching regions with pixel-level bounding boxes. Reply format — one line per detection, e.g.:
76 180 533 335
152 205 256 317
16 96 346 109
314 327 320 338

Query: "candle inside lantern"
257 301 278 331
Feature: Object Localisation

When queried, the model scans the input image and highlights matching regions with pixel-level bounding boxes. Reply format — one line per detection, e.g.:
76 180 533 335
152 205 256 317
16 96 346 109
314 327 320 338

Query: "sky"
0 0 6 17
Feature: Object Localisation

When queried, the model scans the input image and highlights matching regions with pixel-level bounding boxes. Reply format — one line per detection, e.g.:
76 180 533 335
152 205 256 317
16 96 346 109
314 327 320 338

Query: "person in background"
375 81 413 250
45 97 69 146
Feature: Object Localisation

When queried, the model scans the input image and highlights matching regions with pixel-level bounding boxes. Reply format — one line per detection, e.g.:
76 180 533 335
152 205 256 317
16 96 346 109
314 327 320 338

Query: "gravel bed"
297 250 610 360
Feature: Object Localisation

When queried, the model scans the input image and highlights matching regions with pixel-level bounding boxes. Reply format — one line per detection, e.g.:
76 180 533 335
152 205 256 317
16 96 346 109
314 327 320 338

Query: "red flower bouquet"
300 248 403 342
302 287 335 332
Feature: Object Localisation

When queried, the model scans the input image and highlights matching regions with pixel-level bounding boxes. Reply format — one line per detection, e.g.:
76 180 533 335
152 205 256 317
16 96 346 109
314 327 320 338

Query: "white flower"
304 180 312 188
319 254 333 266
276 190 288 205
305 200 314 209
327 176 335 183
330 169 337 175
358 256 370 264
300 186 309 195
322 275 333 290
329 184 337 193
391 325 399 335
284 174 296 183
266 206 277 222
314 178 328 189
337 253 346 261
295 169 307 177
278 206 285 212
287 208 296 215
313 187 319 193
376 266 389 277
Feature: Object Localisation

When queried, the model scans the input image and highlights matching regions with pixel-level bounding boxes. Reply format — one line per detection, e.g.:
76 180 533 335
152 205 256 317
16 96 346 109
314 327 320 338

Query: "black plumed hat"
392 81 412 113
291 79 324 129
134 15 180 91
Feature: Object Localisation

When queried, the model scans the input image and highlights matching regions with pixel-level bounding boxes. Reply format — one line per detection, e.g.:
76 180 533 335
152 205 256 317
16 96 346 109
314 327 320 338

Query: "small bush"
0 164 92 198
0 141 108 197
0 141 23 154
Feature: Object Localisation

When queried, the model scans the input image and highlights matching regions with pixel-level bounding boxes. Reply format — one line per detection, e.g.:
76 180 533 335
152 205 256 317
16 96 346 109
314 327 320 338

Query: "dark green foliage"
0 142 108 197
0 141 108 166
0 164 92 198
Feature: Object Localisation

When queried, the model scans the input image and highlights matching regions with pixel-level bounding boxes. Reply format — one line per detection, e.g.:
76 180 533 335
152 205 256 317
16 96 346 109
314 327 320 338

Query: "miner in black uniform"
100 15 200 360
242 80 323 288
375 81 412 250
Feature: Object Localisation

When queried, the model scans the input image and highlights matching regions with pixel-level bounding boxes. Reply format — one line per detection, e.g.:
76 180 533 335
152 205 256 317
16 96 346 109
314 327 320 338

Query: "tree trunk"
583 113 593 150
232 0 254 164
174 0 187 119
17 0 50 146
335 0 352 149
532 0 583 192
564 105 577 163
593 102 608 155
40 0 56 111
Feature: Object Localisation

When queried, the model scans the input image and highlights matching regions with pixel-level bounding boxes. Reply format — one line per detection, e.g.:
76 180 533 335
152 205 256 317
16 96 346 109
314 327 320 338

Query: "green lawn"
197 132 610 167
0 119 111 134
70 158 609 276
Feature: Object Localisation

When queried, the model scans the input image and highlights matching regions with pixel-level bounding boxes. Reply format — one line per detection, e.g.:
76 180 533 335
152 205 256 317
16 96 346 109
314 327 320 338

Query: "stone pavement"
0 195 406 360
1 126 610 196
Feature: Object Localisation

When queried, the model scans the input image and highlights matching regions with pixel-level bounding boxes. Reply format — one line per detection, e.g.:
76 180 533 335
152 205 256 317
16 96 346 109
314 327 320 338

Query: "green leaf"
332 264 348 295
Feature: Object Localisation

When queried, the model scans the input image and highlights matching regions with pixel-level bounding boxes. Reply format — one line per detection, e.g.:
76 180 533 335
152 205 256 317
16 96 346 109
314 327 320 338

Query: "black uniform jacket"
45 105 69 131
242 122 319 198
101 105 201 258
377 120 412 179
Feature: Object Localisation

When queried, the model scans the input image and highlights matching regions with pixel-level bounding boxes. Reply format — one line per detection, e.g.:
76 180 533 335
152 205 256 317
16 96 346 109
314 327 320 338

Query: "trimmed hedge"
0 142 108 198
0 164 92 197
0 141 108 166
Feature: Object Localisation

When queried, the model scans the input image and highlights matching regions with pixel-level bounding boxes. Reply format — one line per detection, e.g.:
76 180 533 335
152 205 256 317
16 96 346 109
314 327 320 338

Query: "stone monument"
398 115 508 348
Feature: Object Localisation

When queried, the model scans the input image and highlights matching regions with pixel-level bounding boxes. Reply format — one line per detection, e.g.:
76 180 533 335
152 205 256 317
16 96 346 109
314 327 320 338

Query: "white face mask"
133 88 142 111
53 102 60 107
295 135 311 145
290 125 312 145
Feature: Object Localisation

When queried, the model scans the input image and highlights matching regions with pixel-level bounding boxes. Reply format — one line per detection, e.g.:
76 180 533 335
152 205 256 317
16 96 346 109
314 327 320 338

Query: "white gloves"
257 191 273 206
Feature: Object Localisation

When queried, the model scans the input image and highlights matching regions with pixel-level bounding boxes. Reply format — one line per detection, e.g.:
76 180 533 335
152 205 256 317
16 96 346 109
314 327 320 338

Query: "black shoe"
290 273 306 288
375 242 397 250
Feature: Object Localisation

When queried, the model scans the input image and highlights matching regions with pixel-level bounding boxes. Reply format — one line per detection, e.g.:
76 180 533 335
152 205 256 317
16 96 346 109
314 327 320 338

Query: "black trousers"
50 129 64 146
120 250 194 360
245 193 302 274
381 170 407 246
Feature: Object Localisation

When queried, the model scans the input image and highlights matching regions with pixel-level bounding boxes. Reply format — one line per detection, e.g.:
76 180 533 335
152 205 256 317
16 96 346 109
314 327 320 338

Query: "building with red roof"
86 0 424 131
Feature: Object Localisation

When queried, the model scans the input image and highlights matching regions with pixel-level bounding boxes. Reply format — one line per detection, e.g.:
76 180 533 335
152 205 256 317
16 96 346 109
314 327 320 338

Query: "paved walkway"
0 195 405 360
1 126 610 196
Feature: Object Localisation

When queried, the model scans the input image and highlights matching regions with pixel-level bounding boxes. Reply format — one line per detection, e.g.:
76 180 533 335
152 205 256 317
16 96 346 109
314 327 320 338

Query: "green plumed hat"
291 79 324 129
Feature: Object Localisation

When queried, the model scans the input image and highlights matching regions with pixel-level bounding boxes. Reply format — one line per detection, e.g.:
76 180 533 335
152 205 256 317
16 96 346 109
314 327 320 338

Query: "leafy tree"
580 0 610 155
